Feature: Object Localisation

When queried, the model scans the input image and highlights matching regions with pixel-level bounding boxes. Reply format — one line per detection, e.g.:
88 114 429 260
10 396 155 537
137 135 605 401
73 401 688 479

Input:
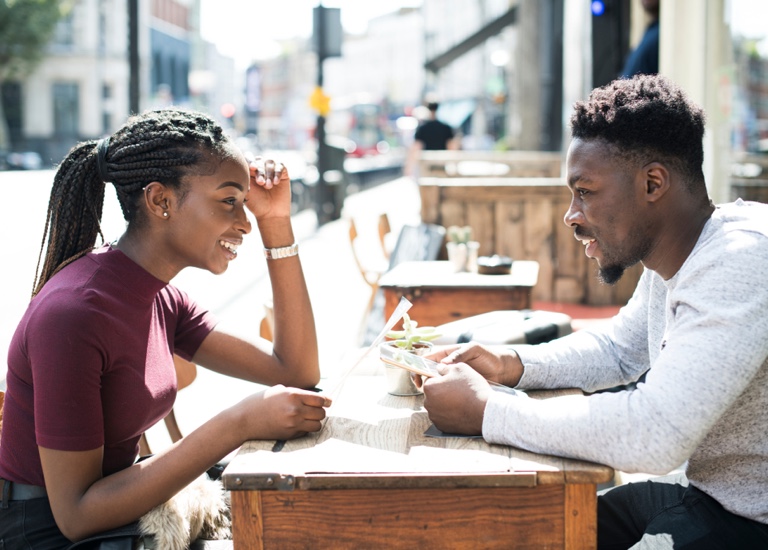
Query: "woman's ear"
643 161 670 203
143 182 172 220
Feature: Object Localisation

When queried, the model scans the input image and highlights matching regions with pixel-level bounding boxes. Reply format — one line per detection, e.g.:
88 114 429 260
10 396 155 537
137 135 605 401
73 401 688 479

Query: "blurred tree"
0 0 72 150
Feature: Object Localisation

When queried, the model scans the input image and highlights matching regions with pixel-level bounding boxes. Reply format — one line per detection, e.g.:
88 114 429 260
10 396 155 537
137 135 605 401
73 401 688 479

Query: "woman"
0 109 331 547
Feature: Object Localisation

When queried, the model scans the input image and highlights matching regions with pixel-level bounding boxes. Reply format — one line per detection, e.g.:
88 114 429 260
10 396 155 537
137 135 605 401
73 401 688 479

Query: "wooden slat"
257 486 566 550
564 484 598 550
495 201 526 260
231 490 264 550
438 199 465 232
523 200 555 303
419 183 441 224
466 201 495 256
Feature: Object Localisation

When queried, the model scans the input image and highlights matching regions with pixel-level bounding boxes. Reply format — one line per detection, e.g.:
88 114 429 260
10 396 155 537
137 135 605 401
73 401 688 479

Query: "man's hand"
422 362 492 435
427 343 524 387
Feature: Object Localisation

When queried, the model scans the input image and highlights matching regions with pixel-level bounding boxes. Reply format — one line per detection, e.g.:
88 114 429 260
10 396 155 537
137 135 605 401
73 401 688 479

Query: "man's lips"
575 233 597 258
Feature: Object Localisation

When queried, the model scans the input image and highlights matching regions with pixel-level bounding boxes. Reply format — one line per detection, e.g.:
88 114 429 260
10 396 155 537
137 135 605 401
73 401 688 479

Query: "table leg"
231 491 264 550
564 483 597 549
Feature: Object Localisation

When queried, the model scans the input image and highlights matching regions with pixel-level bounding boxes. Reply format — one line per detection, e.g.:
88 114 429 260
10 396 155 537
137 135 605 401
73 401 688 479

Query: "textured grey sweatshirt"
483 199 768 524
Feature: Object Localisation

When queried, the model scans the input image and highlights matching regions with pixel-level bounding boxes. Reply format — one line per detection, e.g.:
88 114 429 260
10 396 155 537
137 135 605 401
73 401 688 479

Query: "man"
405 101 459 177
621 0 660 78
422 74 768 548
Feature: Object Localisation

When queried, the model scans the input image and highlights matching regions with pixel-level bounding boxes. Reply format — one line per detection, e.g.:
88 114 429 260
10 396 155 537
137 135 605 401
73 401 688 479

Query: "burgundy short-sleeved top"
0 244 218 486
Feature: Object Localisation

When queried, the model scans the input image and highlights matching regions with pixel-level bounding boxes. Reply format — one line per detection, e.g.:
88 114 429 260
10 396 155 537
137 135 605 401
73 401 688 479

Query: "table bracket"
231 473 296 491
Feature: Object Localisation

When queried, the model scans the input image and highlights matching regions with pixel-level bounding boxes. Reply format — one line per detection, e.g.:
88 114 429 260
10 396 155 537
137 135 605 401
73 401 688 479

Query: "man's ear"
143 182 172 220
643 161 670 203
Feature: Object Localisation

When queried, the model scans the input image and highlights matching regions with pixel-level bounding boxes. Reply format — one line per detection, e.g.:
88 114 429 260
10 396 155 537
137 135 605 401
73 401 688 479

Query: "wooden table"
379 260 539 328
223 371 613 549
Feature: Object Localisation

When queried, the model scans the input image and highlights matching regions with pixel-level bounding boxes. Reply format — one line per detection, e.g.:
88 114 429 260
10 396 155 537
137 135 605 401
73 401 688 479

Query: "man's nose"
563 199 583 227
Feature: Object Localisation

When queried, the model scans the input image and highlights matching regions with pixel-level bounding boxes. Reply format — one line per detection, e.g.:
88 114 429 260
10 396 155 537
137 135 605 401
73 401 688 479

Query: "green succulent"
447 225 473 244
385 313 442 350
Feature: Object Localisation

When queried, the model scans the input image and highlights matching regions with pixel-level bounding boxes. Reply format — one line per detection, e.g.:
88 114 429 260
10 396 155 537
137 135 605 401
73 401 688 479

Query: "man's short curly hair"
571 74 706 188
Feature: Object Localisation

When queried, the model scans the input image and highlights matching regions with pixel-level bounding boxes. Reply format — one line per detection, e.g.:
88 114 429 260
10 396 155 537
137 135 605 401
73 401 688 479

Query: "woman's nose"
235 206 252 234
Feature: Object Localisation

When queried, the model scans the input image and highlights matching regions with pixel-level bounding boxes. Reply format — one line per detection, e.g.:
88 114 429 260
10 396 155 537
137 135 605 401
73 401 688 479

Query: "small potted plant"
381 313 441 396
446 225 480 272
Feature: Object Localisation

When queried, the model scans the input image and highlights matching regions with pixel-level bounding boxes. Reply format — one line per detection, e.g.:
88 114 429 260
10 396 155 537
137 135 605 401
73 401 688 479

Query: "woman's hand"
237 385 332 441
245 156 292 221
427 342 523 387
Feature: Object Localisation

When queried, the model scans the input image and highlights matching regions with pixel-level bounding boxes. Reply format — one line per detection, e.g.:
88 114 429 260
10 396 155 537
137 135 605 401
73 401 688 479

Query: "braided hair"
32 108 236 297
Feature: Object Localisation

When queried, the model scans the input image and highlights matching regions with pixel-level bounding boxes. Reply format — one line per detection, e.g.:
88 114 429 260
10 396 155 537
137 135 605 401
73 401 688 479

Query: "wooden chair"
139 298 275 456
259 299 274 342
349 217 391 322
377 213 393 260
138 355 198 456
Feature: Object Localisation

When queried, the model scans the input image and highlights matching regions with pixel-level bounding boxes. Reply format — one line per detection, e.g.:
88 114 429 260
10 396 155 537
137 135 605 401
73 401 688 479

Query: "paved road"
0 168 422 449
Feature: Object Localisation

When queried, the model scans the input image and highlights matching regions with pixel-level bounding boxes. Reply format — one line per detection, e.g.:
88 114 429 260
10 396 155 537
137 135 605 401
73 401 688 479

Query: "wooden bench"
419 176 642 306
418 150 563 179
730 152 768 203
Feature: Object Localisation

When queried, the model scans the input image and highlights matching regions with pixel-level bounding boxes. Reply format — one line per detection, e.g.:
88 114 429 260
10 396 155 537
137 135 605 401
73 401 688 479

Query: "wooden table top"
223 369 613 493
378 260 539 290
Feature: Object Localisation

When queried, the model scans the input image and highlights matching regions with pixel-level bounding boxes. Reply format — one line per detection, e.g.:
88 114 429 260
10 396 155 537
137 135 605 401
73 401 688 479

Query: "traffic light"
591 0 630 88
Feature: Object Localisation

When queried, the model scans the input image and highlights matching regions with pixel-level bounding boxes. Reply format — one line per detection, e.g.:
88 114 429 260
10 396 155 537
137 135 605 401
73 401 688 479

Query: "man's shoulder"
713 199 768 239
684 200 768 276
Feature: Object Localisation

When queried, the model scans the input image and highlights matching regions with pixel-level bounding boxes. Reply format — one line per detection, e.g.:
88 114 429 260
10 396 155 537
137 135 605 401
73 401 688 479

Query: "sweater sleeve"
515 268 652 392
484 229 768 474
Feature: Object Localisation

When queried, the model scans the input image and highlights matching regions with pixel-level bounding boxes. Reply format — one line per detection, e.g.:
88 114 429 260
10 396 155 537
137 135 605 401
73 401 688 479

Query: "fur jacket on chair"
138 474 231 550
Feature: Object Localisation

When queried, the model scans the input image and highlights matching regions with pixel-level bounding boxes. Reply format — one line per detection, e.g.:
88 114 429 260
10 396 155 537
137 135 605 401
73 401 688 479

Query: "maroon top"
0 245 217 486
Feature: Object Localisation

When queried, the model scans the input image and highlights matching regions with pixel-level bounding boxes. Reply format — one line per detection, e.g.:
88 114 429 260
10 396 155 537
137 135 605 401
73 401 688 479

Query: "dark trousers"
0 496 72 550
598 474 768 549
0 485 141 550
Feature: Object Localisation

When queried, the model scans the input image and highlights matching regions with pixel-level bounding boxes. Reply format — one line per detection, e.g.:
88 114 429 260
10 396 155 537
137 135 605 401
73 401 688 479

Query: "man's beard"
598 263 629 285
596 231 650 285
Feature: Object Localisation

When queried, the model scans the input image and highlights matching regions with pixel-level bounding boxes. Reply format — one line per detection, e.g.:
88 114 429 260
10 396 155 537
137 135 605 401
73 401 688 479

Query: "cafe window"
52 11 75 49
52 82 79 138
729 0 768 154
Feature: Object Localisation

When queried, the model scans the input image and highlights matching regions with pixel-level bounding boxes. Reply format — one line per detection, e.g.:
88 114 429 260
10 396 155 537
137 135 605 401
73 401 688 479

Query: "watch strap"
264 243 299 260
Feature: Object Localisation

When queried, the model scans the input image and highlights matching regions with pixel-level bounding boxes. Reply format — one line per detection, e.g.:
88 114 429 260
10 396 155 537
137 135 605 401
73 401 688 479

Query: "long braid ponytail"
32 108 233 297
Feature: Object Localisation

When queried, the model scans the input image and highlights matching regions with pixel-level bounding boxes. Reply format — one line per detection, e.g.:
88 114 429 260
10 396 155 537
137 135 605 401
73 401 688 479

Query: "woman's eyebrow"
216 181 246 192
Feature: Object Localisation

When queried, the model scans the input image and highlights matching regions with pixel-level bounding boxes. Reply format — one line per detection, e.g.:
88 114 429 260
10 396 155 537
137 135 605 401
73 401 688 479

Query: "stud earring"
163 212 168 217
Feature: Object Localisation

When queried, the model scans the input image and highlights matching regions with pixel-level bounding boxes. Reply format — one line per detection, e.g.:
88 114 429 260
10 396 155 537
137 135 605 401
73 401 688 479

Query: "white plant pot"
446 242 468 272
447 241 480 273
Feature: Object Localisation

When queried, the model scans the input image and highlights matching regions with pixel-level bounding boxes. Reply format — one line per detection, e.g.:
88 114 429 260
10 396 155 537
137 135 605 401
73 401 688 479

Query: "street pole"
128 0 140 114
316 3 329 225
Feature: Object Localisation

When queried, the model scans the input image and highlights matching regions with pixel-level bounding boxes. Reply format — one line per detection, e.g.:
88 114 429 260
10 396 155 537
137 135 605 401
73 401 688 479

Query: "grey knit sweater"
483 199 768 524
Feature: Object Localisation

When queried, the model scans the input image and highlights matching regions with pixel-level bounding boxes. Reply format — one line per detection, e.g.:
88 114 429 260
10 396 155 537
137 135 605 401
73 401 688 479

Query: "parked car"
5 151 43 170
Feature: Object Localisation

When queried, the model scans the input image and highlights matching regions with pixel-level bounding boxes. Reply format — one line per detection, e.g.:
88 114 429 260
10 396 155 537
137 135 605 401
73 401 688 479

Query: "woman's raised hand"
245 156 292 220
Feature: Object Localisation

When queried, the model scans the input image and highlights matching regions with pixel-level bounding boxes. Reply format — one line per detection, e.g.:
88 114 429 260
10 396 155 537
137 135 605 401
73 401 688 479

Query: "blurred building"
6 0 140 164
254 40 317 151
0 0 239 167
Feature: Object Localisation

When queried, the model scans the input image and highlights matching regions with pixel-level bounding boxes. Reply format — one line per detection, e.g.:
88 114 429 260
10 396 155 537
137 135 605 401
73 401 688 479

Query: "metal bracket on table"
229 473 296 491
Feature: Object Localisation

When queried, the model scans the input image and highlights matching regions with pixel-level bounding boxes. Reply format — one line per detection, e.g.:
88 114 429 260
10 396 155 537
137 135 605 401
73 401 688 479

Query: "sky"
200 0 422 69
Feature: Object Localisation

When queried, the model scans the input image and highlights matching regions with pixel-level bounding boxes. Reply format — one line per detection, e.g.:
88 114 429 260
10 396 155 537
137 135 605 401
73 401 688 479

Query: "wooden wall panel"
466 201 495 256
418 177 641 306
